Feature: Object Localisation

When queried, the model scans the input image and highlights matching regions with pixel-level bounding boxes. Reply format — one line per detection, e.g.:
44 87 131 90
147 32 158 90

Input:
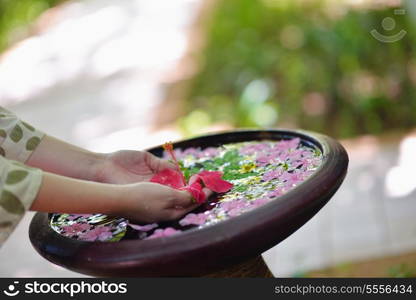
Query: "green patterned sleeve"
0 106 45 163
0 157 43 246
0 107 44 247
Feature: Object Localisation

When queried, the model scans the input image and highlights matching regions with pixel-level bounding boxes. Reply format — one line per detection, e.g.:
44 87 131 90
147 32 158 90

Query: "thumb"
202 187 213 199
145 151 176 172
155 156 177 172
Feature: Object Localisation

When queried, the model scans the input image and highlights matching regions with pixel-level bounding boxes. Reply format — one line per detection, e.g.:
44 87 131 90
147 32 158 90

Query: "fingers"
164 189 199 220
163 187 213 221
167 187 213 220
170 184 213 208
168 203 200 220
158 158 176 171
188 176 214 198
171 189 193 207
147 151 176 172
202 187 213 199
188 174 199 185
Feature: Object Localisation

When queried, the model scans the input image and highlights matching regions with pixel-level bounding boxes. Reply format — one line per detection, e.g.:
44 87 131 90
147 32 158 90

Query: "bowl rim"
29 129 348 276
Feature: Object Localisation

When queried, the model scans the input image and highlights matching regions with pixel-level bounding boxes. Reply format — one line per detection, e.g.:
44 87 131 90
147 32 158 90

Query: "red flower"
149 168 184 189
150 143 233 203
196 170 233 193
181 180 206 203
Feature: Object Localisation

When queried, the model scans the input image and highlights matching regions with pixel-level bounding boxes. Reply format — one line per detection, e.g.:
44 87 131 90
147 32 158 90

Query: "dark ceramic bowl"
29 129 348 277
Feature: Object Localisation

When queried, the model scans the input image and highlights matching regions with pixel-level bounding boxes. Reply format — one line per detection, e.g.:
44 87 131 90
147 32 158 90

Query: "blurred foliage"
181 0 416 138
388 263 416 278
0 0 63 52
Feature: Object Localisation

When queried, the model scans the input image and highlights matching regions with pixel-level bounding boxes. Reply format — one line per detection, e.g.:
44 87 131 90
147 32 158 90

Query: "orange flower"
162 142 185 185
162 142 174 152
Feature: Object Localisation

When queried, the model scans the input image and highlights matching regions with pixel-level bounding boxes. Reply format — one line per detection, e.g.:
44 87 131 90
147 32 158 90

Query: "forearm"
30 171 124 215
29 170 196 223
26 135 104 182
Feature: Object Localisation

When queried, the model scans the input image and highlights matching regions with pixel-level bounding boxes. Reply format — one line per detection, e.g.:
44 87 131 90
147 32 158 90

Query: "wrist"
110 183 147 220
84 151 108 182
100 182 129 216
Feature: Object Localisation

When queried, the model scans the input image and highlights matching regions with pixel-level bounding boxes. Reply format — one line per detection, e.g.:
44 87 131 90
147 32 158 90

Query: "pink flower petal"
228 207 243 217
62 223 91 236
179 213 208 226
147 227 181 239
274 138 300 151
79 226 111 241
267 188 284 199
97 231 114 241
256 155 271 166
252 197 270 207
220 199 247 212
281 172 303 187
201 147 220 158
67 214 92 220
128 223 158 232
262 169 283 181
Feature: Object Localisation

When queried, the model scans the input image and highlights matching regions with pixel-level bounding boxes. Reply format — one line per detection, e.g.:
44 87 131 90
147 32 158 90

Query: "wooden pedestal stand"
204 256 273 277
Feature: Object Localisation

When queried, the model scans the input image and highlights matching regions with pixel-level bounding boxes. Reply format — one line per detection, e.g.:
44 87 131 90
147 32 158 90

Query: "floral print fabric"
0 107 44 247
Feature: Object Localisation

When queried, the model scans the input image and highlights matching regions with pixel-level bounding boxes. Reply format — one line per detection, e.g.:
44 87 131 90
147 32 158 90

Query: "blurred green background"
180 0 416 138
1 0 415 278
0 0 62 52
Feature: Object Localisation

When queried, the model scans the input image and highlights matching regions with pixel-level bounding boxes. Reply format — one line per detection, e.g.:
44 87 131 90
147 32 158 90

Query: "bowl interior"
48 130 323 242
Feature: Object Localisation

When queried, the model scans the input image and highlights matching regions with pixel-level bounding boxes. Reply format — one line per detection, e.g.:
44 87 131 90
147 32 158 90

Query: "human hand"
118 182 207 222
95 150 175 184
31 172 207 223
